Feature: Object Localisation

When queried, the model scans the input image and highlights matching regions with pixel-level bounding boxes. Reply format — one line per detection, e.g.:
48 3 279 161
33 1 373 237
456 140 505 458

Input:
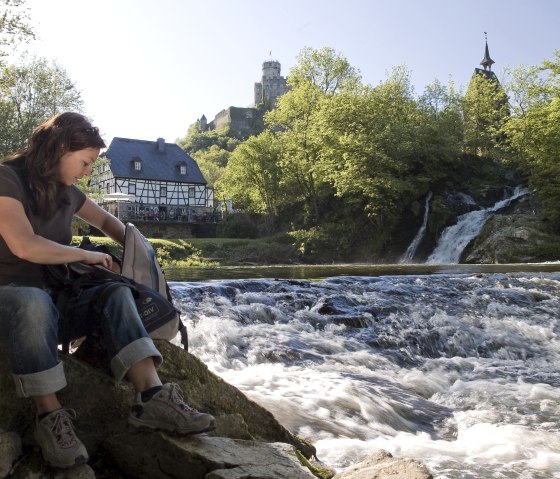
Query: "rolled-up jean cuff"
13 361 67 398
110 337 163 383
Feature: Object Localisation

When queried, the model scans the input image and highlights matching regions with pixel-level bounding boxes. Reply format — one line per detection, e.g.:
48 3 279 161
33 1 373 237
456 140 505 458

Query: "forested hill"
177 47 560 263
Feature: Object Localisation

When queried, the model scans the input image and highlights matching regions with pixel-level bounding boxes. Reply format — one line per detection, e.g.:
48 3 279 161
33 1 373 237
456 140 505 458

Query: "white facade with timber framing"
90 137 214 223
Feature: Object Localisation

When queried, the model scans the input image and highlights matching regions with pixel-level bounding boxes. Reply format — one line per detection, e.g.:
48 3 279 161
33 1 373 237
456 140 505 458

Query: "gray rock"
1 341 432 479
53 465 97 479
103 434 314 479
464 194 560 263
333 450 432 479
0 340 318 478
0 430 22 477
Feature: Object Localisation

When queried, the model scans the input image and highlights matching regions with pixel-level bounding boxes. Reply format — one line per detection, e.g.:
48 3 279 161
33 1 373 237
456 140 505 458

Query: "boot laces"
49 409 79 449
167 383 196 412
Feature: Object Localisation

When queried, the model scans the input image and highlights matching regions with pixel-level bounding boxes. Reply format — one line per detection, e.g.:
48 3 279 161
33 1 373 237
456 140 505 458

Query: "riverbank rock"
333 450 432 479
463 193 560 263
0 341 434 478
0 340 318 478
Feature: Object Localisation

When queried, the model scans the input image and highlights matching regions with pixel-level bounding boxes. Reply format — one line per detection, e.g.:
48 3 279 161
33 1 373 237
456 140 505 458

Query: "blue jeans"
0 284 162 398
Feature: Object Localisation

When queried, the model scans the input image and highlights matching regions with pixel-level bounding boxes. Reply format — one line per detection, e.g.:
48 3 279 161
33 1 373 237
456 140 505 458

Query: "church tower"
464 33 509 156
474 32 498 81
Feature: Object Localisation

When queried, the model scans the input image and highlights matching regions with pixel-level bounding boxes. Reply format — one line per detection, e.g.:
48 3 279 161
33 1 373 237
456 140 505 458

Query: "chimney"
157 138 165 152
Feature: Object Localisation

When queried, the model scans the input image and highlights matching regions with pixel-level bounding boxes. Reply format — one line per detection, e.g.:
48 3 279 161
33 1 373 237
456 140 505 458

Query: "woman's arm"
0 196 112 267
75 197 126 246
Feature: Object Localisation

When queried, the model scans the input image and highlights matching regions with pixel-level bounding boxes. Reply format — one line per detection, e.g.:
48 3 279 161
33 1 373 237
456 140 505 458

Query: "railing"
116 211 220 224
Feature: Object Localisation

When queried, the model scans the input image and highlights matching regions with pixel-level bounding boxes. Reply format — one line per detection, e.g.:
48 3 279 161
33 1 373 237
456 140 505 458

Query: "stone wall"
87 221 217 239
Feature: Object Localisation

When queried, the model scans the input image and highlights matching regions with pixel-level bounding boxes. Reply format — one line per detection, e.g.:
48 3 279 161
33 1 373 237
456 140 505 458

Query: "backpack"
121 223 187 346
48 223 188 350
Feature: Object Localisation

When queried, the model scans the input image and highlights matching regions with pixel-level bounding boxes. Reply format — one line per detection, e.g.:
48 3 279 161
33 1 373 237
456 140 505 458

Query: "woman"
0 112 215 469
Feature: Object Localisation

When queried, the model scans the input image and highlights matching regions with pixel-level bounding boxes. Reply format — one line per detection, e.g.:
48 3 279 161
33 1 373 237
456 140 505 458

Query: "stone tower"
199 114 207 131
254 59 289 106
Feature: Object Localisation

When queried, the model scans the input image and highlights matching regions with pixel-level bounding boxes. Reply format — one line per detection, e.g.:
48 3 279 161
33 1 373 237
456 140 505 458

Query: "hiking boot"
128 382 216 435
34 409 88 468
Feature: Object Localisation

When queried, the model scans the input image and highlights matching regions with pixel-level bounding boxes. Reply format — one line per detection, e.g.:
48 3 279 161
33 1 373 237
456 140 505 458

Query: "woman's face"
58 147 100 185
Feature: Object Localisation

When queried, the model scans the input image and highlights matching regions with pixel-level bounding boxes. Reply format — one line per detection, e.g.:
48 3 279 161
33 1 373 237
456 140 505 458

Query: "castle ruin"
199 59 289 134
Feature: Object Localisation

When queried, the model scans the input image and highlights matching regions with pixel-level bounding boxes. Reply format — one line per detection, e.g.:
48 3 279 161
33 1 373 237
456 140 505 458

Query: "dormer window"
177 162 187 175
134 160 142 171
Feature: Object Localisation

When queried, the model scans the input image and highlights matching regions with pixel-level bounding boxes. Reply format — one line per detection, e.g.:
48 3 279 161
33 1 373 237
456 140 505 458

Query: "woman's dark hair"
2 112 106 217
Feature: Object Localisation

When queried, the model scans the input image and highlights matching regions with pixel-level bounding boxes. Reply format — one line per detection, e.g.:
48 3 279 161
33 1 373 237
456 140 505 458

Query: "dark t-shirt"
0 162 87 286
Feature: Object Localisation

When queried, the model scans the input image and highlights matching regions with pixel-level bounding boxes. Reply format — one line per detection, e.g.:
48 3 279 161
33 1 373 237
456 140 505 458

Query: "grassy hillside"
72 235 300 267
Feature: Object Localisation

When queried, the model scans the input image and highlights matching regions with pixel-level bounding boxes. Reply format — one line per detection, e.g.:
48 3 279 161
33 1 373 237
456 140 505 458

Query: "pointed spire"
480 32 495 71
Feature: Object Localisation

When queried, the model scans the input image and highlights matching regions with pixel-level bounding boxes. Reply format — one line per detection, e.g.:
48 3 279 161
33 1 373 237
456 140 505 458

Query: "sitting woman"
0 112 215 469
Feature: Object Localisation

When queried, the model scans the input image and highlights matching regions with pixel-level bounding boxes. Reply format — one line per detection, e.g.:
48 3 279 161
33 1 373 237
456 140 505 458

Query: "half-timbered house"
90 137 214 224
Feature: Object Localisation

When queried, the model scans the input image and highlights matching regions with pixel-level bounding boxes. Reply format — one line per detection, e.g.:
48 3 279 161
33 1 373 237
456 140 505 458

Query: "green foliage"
0 55 83 156
217 130 284 230
71 236 217 267
289 46 362 93
313 65 445 242
416 79 464 182
190 145 228 189
463 71 509 158
0 0 34 57
288 222 370 263
266 81 328 225
216 213 259 239
501 51 560 228
295 449 335 479
165 236 298 265
177 122 241 154
78 47 560 262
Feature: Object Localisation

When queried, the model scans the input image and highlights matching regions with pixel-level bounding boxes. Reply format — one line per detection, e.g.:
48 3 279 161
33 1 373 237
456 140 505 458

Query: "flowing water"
400 191 433 264
167 263 560 478
427 187 529 264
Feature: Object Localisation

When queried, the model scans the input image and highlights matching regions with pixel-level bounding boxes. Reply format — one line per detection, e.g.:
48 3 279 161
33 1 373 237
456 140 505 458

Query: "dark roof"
103 137 207 184
480 41 495 70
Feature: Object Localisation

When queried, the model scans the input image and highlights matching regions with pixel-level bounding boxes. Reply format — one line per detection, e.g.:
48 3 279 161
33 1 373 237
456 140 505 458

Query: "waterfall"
426 186 528 264
400 192 433 263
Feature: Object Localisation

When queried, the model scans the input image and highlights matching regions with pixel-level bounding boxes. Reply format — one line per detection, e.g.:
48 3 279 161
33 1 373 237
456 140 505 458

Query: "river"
165 263 560 478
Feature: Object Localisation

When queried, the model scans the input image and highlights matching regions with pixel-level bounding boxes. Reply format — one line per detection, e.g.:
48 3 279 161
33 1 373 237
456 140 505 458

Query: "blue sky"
19 0 560 145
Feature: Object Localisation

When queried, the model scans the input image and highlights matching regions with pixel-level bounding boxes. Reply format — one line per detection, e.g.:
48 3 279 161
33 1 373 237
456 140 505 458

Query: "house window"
160 186 167 197
188 187 195 198
134 160 142 171
180 165 187 175
128 183 136 195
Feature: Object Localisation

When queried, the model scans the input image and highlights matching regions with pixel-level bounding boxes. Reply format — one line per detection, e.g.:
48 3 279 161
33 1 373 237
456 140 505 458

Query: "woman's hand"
83 250 114 270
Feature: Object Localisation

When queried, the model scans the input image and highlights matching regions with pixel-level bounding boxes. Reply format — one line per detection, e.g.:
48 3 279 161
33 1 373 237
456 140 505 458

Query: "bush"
217 214 259 238
289 224 354 263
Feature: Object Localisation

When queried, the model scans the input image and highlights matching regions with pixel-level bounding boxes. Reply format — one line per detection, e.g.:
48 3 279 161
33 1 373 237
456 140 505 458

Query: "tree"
177 121 241 154
265 47 362 226
190 145 229 189
502 51 560 225
0 55 83 155
289 46 361 94
266 82 327 225
217 130 283 228
0 0 34 57
316 67 419 235
463 71 509 158
416 79 464 185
